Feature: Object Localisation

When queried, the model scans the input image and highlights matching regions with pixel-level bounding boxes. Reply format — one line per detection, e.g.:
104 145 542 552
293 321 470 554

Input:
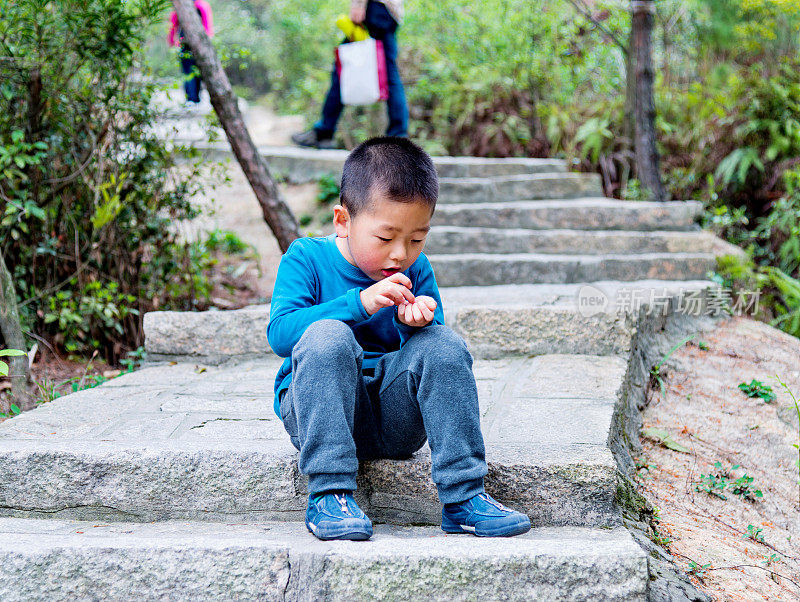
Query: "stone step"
425 226 745 256
438 173 602 203
191 142 567 181
142 280 721 361
0 354 629 528
0 518 647 601
429 251 716 286
431 198 703 231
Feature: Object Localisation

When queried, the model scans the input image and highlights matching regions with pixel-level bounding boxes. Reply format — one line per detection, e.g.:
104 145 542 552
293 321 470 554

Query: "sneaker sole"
306 520 373 541
441 516 531 537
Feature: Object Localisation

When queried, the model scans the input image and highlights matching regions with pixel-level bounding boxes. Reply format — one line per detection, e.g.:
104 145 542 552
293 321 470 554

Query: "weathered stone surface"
0 356 626 526
143 304 270 356
429 251 716 286
0 438 619 527
438 173 603 203
444 280 723 360
425 226 747 256
431 198 704 230
189 142 567 180
143 280 721 360
0 519 646 601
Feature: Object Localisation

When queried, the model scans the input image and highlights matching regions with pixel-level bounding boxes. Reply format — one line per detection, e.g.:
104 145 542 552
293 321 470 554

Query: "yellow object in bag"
336 15 369 42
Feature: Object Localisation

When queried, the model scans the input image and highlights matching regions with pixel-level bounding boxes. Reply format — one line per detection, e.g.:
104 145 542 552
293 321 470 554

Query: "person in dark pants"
292 0 409 148
179 48 201 104
168 0 214 105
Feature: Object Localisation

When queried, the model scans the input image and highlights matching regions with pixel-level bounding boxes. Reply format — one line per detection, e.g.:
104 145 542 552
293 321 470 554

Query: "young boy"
267 136 531 541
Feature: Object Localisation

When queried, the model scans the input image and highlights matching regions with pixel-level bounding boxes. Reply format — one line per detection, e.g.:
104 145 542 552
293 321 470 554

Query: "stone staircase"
0 147 741 600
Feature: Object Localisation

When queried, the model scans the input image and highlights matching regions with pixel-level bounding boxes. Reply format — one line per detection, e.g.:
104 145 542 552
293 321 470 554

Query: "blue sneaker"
442 492 531 537
305 491 373 541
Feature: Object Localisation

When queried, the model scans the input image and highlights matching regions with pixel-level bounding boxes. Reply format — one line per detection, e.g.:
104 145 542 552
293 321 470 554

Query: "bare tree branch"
171 0 299 252
563 0 628 53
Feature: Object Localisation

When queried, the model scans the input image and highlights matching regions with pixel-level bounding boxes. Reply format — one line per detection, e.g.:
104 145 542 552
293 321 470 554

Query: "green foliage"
771 374 800 505
0 0 216 363
642 427 690 454
0 403 21 418
738 379 777 403
695 461 763 501
119 346 147 373
317 174 340 206
715 147 764 188
648 334 697 404
0 347 25 417
752 167 800 276
43 282 139 355
686 560 712 577
744 524 765 543
204 229 250 255
711 246 800 338
0 348 26 378
574 117 614 164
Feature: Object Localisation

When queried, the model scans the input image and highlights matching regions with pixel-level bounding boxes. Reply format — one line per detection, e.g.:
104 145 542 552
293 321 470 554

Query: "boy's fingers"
389 282 415 304
417 295 437 311
387 288 410 306
404 302 414 323
388 272 413 289
411 303 424 323
418 302 434 321
374 294 394 307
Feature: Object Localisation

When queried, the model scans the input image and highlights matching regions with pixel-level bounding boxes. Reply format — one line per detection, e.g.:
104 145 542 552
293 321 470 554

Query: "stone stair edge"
0 440 618 527
187 140 570 166
144 279 720 317
435 197 704 208
0 517 641 552
431 225 718 236
180 141 573 182
425 227 745 257
0 519 647 600
142 280 722 359
438 172 597 183
428 251 719 260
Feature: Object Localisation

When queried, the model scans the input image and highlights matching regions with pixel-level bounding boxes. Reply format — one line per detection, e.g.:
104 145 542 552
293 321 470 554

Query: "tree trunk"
631 0 667 202
0 250 32 412
621 26 635 196
171 0 300 251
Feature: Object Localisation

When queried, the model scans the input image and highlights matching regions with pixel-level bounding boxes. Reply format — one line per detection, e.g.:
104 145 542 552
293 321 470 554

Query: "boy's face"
333 191 432 282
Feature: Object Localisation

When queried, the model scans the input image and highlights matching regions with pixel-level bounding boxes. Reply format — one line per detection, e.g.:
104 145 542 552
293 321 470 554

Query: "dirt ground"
637 316 800 600
182 162 334 300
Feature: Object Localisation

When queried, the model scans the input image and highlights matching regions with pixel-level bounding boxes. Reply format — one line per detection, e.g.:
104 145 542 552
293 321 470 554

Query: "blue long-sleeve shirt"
266 233 445 417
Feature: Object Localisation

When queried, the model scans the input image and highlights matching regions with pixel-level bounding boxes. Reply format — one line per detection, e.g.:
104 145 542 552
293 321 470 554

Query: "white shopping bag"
336 38 389 106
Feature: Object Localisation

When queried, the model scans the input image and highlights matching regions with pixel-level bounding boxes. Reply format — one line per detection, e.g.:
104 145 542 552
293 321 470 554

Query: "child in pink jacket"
168 0 214 104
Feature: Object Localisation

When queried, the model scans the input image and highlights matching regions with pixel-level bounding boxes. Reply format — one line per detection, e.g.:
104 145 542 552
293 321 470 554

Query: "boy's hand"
397 295 437 327
360 272 416 316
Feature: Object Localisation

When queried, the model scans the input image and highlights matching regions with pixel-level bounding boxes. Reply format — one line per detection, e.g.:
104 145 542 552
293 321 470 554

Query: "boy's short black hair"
340 136 438 219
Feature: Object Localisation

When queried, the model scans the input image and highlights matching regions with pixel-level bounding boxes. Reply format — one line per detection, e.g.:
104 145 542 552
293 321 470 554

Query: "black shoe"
291 129 337 150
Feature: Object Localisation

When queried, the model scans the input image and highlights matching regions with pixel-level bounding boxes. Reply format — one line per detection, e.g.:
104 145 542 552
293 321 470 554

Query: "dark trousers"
179 45 201 103
314 1 409 138
279 319 487 504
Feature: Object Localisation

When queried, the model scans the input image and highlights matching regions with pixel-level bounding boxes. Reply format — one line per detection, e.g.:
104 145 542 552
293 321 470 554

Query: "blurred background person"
168 0 215 105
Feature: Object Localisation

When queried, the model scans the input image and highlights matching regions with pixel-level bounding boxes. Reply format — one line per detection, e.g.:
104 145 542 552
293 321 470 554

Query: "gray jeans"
279 319 487 504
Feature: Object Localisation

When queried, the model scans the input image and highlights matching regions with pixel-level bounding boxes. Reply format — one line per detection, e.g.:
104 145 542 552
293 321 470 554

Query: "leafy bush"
0 0 216 363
